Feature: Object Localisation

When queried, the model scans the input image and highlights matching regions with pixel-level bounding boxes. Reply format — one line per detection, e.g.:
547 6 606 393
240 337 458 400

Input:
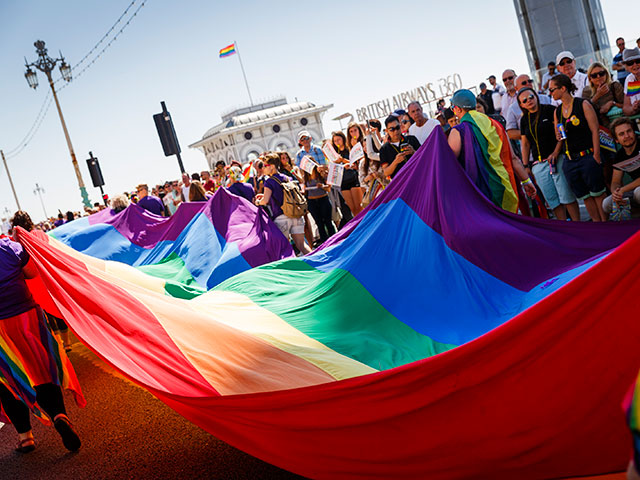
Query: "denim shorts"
562 153 606 200
531 156 576 209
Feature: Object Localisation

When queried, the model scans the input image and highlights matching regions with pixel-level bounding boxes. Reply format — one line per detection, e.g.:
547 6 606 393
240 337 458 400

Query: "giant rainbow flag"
16 128 640 479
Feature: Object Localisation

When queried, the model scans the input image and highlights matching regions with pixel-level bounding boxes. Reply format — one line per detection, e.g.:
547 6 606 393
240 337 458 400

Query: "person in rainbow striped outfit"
0 212 85 453
447 89 537 213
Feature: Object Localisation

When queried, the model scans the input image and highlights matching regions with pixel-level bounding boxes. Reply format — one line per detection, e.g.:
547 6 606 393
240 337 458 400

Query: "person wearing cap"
447 89 536 213
555 51 588 98
295 131 325 168
541 62 559 94
622 47 640 116
478 83 495 115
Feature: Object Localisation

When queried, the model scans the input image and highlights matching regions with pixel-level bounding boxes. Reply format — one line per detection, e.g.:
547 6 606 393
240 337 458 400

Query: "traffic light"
86 152 105 188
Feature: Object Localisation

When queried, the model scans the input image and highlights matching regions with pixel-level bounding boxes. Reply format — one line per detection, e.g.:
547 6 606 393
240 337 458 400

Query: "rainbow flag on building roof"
219 43 236 58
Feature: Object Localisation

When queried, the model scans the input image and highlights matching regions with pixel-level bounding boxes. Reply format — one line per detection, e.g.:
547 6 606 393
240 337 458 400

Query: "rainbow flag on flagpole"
241 162 253 182
219 43 237 58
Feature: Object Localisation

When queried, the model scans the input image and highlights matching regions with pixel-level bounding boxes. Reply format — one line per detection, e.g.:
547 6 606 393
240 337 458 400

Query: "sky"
0 0 637 222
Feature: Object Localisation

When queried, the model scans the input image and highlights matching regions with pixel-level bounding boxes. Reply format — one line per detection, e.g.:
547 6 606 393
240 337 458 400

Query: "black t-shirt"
379 135 421 178
480 90 495 114
556 98 593 157
614 136 640 180
520 104 558 162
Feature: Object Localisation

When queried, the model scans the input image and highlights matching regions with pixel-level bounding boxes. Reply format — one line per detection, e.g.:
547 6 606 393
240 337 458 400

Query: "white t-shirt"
182 185 190 202
408 118 440 145
571 71 588 98
624 73 640 105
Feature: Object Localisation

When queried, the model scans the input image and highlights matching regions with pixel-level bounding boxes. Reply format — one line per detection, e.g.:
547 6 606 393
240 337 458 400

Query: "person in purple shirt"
53 213 65 228
0 226 82 453
136 183 165 216
226 166 256 202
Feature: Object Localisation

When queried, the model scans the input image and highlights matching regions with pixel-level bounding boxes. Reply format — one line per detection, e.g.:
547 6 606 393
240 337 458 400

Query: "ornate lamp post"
24 40 92 208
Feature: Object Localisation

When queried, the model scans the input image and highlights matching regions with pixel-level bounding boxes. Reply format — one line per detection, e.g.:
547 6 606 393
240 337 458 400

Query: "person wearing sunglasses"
505 74 553 142
555 51 588 98
622 48 640 116
550 74 607 221
379 115 421 180
518 87 579 221
500 69 518 117
582 62 624 129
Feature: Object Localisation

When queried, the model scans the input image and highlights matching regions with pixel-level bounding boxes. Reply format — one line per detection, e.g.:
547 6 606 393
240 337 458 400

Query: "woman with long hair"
302 165 336 244
1 212 84 453
343 122 367 215
550 74 607 221
583 62 624 128
517 87 579 221
188 180 209 202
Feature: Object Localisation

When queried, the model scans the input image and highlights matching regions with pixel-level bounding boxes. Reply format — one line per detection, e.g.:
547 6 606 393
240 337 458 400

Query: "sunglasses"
626 59 640 66
589 70 607 79
300 137 310 141
388 125 401 132
502 75 514 82
558 59 573 66
521 79 534 85
549 86 560 93
519 93 536 103
402 120 411 125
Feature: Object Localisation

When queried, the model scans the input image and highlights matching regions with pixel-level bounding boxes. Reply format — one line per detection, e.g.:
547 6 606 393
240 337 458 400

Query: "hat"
443 108 456 121
297 130 311 141
555 51 575 64
623 48 640 62
450 89 477 109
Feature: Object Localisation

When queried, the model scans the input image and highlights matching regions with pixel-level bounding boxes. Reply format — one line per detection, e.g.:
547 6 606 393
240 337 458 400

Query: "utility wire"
4 0 148 158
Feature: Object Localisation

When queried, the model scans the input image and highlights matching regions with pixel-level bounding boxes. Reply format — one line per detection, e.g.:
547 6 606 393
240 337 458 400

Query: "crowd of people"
2 40 640 474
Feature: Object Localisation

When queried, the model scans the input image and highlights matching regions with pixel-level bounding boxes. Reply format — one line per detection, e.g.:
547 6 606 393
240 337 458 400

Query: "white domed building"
189 97 333 167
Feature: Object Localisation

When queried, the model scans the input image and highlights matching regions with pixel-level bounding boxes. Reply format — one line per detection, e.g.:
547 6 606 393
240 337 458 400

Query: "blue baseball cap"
450 89 477 109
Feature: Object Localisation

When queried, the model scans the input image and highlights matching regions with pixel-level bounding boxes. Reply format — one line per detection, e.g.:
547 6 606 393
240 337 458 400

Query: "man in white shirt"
487 75 505 114
541 62 559 94
555 51 588 98
180 173 191 202
406 101 440 145
500 69 518 117
622 47 640 116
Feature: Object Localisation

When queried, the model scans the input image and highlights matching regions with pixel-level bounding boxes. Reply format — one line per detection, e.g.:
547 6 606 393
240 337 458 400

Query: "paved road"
0 342 304 480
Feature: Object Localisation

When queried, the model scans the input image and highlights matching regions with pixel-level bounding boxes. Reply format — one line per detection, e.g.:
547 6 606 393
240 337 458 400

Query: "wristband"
521 178 532 186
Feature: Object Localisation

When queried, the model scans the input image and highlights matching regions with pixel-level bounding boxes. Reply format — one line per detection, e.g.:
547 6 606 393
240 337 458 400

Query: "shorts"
341 168 360 191
531 156 576 209
562 153 606 200
274 214 305 237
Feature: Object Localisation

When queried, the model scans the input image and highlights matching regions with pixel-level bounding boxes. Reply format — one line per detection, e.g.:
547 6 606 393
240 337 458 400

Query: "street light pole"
0 149 21 210
33 183 48 219
24 40 92 208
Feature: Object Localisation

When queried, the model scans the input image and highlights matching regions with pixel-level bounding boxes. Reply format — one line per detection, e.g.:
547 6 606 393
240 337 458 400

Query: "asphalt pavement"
0 342 304 480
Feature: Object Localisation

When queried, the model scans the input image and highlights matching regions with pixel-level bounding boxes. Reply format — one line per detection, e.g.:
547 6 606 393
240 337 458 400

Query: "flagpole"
234 40 254 106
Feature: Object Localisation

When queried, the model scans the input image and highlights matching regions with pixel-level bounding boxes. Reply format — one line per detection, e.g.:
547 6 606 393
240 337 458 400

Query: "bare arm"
520 135 531 167
22 257 38 279
447 128 462 157
507 129 521 141
583 101 601 163
258 186 273 206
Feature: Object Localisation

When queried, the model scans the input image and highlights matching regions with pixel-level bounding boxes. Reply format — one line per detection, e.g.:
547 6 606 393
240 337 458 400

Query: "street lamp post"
24 40 92 208
33 183 48 219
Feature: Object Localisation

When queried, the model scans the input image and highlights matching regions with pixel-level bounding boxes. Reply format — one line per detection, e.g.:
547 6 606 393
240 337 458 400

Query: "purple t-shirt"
0 238 36 319
264 173 292 218
228 182 256 202
137 195 165 216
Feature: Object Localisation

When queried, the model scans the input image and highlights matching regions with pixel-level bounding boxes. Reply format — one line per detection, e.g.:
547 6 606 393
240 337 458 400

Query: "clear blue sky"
0 0 636 221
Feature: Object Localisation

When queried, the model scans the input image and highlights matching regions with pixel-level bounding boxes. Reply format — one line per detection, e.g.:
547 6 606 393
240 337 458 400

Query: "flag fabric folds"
16 128 640 479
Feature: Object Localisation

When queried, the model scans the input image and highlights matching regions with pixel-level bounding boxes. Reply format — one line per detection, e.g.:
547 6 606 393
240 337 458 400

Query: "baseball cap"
297 130 311 141
392 109 407 117
623 47 640 62
555 51 575 64
450 89 477 109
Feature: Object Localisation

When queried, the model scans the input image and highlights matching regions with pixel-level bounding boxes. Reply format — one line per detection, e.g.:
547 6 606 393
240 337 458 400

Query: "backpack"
271 175 308 218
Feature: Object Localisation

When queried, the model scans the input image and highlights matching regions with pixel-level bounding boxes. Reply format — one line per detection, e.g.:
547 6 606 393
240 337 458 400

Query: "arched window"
247 151 260 162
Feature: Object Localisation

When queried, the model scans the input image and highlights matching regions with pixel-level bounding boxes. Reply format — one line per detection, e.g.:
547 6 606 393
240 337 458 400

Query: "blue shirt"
613 52 630 83
296 145 326 166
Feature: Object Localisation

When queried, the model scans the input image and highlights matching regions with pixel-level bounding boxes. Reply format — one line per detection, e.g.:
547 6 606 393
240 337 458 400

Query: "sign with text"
327 162 344 187
613 153 640 173
322 142 341 163
354 74 465 122
299 156 318 174
349 142 364 164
